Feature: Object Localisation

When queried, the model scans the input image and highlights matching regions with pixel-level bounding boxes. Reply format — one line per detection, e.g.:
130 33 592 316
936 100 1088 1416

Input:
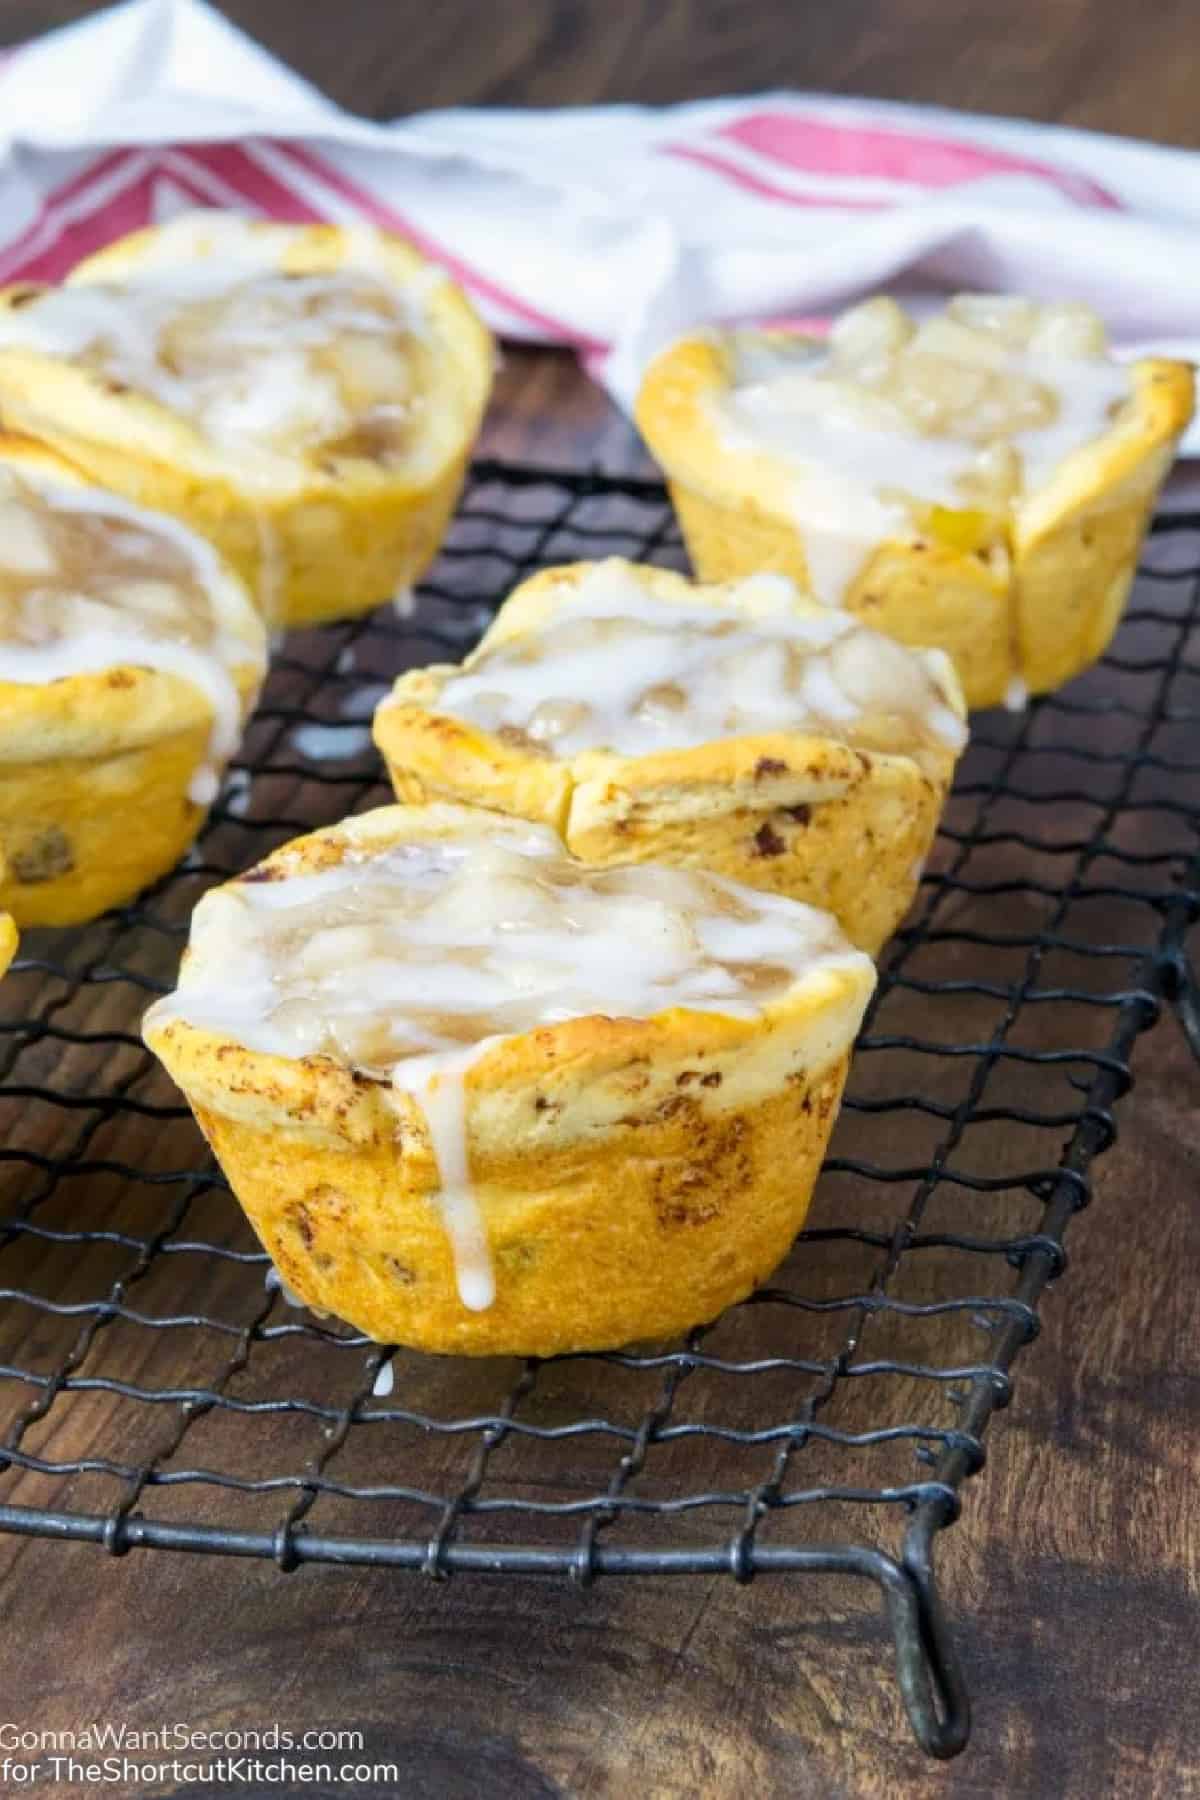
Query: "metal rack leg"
878 1517 971 1758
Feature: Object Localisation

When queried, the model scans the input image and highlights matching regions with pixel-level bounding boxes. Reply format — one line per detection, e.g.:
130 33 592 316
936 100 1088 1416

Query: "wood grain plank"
1 0 1198 146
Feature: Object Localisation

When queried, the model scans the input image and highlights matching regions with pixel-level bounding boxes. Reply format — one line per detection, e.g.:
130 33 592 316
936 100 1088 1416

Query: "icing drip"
709 296 1132 605
284 686 388 762
264 1263 305 1308
189 766 221 807
291 721 374 762
391 1041 499 1311
147 814 869 1311
426 559 965 757
0 466 264 802
343 682 390 719
222 767 253 817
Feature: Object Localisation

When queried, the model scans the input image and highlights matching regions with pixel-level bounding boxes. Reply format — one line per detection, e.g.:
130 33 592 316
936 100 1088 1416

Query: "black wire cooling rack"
0 461 1198 1760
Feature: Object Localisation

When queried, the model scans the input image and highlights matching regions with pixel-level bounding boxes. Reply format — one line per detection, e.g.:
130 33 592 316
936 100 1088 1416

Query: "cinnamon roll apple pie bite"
636 295 1193 708
373 558 966 954
143 803 875 1355
0 213 493 627
0 436 265 926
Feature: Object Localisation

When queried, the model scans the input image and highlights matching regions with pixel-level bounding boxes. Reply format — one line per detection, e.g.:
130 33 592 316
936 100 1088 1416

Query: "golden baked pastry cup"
144 804 876 1356
0 851 16 977
635 330 1194 709
373 561 966 955
0 218 494 628
0 913 15 977
0 436 265 927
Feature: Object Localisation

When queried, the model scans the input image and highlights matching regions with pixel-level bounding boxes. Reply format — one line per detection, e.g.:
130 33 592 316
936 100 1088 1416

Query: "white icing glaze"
0 213 428 487
146 814 869 1311
189 766 220 808
264 1262 305 1308
291 721 374 762
222 767 253 817
709 297 1132 605
0 465 264 802
342 682 390 720
372 1356 395 1398
390 1040 500 1311
1003 674 1030 712
427 559 965 757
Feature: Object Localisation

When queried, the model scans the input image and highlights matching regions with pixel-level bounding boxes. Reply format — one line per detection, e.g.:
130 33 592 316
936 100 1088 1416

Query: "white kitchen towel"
0 0 1198 451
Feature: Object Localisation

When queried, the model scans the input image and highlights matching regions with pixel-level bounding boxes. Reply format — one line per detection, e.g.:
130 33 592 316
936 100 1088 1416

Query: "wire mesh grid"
0 460 1197 1759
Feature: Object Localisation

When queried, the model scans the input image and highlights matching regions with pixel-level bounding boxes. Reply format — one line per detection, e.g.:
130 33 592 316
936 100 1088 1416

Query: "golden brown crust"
0 848 16 976
0 913 15 977
188 1056 851 1355
636 332 1194 709
0 220 494 626
374 560 964 953
1011 363 1192 694
144 803 876 1355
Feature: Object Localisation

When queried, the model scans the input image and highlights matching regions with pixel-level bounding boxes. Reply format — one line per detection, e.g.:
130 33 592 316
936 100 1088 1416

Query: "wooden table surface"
1 4 1199 1797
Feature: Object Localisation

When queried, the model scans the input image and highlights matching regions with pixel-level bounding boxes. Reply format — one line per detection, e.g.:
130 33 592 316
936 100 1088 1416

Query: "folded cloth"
0 0 1198 457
